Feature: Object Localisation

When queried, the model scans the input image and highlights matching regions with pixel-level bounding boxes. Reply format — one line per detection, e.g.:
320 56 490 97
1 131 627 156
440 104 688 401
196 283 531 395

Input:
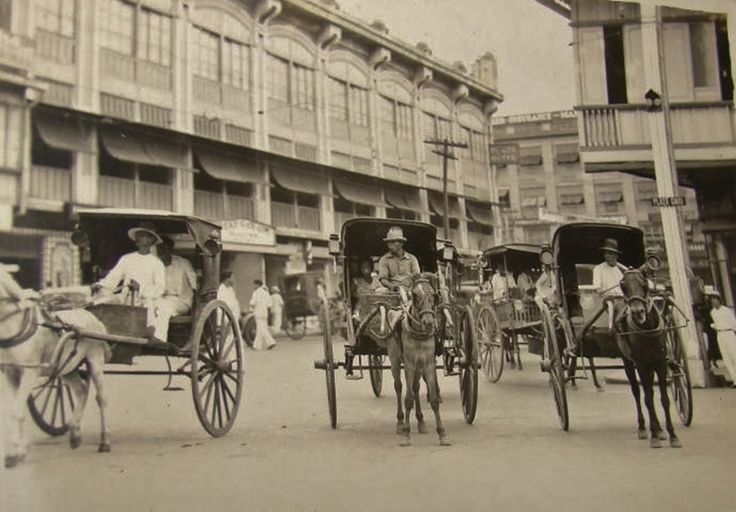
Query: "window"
381 95 413 140
137 8 171 66
222 38 249 89
328 77 348 121
716 19 733 101
267 54 289 102
349 85 369 127
460 125 487 163
193 27 220 81
0 0 11 32
35 0 75 37
689 22 717 88
291 64 314 110
100 0 134 55
603 25 627 104
0 104 22 171
266 54 314 110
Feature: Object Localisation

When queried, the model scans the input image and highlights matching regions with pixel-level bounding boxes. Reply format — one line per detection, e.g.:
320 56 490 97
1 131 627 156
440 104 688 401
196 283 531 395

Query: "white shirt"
592 262 626 297
98 252 165 302
164 255 197 309
218 284 241 320
711 305 736 332
535 270 556 301
491 272 517 301
270 293 284 312
249 286 272 318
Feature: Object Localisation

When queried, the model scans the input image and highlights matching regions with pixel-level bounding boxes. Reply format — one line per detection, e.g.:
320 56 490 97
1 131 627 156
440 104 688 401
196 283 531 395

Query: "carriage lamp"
644 246 661 271
328 234 341 256
71 230 89 247
203 230 222 255
540 245 554 266
441 241 455 262
644 89 662 112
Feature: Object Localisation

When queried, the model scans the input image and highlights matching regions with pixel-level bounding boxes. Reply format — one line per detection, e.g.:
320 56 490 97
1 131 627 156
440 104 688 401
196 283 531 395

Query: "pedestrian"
270 285 284 335
249 279 275 350
709 289 736 387
218 270 242 321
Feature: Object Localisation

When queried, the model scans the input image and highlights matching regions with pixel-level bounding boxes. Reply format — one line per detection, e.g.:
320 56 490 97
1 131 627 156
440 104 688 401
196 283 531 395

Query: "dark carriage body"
279 271 325 320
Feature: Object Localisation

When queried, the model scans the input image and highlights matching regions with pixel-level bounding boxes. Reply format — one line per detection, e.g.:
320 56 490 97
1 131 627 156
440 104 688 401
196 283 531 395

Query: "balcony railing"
0 31 33 70
139 182 172 210
579 102 736 148
99 176 171 210
226 196 255 220
194 190 225 220
271 202 321 232
29 165 71 202
298 206 321 231
35 29 74 65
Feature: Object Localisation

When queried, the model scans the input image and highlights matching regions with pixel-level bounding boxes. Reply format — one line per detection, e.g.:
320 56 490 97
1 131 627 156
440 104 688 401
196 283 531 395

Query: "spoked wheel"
368 355 384 397
540 304 569 431
27 372 82 436
665 324 693 426
477 306 504 383
191 300 245 437
458 306 479 424
241 314 256 348
286 316 307 340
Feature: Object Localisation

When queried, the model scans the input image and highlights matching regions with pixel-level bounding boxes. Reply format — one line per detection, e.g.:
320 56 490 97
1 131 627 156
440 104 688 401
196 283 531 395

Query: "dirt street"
2 335 735 512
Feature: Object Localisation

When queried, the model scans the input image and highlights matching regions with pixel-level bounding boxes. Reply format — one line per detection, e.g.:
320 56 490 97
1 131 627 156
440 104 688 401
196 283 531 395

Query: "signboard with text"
220 219 276 246
489 143 520 165
651 196 686 207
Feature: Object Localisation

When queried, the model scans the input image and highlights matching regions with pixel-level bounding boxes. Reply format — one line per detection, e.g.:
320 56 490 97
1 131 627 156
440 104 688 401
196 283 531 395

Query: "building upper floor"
0 0 502 204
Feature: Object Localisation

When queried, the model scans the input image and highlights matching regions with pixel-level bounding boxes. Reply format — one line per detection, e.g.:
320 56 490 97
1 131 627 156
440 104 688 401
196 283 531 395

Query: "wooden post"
424 138 467 241
641 4 706 387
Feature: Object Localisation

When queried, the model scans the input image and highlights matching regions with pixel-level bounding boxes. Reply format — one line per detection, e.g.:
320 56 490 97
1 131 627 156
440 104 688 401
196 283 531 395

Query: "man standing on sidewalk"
250 279 275 351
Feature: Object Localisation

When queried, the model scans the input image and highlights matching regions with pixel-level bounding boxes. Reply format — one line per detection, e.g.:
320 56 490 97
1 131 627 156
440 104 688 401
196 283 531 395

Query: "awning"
560 193 585 205
555 152 580 164
271 166 328 195
333 179 386 206
385 187 425 212
599 191 624 203
196 147 264 184
101 129 189 169
521 197 539 207
519 154 543 166
466 202 494 226
428 193 465 219
35 114 94 153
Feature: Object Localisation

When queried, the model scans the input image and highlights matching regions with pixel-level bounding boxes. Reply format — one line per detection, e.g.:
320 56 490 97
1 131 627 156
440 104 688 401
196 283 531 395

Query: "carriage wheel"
369 355 384 397
286 316 307 340
27 373 81 437
241 314 256 348
540 305 569 431
190 300 244 437
458 306 479 424
477 306 504 383
321 306 337 429
665 325 693 426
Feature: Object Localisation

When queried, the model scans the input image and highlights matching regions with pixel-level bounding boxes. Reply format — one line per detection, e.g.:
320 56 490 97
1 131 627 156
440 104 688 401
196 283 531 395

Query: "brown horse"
619 270 681 448
396 273 449 446
0 275 110 468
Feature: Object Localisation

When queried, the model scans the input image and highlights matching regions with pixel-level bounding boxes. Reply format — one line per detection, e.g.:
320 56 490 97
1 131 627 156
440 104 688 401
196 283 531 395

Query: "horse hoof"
98 443 111 453
418 422 428 434
657 431 669 441
439 436 451 447
396 423 404 435
398 436 411 447
650 437 662 449
70 435 82 450
637 429 648 440
596 387 605 393
670 437 682 449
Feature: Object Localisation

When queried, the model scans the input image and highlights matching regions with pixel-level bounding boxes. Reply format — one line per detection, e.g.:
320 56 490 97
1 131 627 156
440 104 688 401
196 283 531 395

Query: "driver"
592 238 627 332
92 222 166 339
376 226 420 294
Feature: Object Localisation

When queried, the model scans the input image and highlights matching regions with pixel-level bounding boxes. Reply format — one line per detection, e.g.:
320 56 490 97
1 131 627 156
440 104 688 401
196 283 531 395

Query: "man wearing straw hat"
592 238 628 335
92 221 166 339
377 226 420 293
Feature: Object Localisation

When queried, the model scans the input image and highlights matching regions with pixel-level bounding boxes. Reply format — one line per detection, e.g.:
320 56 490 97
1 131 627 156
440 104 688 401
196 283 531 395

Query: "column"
256 162 272 225
641 4 705 387
322 174 336 234
714 235 734 307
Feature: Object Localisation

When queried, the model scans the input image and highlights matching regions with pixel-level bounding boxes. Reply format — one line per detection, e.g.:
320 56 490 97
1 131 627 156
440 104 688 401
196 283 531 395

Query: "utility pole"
641 4 705 387
424 138 468 240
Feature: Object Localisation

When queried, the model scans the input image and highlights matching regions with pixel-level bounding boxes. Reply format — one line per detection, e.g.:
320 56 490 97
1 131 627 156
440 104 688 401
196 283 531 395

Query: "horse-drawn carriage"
531 222 693 435
27 209 245 438
475 244 543 382
313 218 479 432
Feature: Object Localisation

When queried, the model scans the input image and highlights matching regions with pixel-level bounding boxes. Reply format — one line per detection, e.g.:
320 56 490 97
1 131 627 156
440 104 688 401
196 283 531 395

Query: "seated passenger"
376 226 420 294
352 259 377 297
517 270 533 297
156 236 198 335
491 263 517 301
534 267 557 305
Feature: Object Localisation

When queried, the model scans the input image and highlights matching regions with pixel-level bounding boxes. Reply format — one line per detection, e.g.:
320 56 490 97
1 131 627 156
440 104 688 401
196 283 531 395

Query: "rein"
0 302 40 348
403 279 436 339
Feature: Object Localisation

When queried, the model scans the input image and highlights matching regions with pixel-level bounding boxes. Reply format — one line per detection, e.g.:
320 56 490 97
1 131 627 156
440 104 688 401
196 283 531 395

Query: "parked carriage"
531 222 694 431
313 218 479 429
27 209 245 438
475 244 544 382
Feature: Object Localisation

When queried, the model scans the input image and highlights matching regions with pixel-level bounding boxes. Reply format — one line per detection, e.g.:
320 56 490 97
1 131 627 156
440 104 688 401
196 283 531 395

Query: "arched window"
378 75 415 159
327 58 370 144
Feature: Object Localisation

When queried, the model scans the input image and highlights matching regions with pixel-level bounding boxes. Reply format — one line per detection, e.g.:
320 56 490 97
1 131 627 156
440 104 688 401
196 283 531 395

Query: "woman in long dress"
709 290 736 387
249 279 275 351
270 286 284 335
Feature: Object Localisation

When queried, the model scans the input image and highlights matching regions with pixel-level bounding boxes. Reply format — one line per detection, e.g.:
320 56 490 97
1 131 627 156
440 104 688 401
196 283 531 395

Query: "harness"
0 302 41 348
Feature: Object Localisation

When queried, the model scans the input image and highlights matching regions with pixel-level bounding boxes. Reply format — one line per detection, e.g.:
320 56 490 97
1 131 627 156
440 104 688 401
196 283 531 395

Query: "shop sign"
651 196 686 207
221 219 275 246
489 143 520 165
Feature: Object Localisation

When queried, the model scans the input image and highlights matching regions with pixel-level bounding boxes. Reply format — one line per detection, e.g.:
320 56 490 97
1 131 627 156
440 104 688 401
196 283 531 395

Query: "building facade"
0 0 502 305
536 0 736 306
492 109 708 276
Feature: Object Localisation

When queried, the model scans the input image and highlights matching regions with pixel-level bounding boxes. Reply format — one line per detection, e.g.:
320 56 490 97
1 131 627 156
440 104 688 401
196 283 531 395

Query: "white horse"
0 270 111 468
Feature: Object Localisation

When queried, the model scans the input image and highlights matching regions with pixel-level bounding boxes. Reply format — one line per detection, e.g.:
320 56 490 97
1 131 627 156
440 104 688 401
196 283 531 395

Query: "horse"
0 273 111 468
395 273 449 447
618 269 682 449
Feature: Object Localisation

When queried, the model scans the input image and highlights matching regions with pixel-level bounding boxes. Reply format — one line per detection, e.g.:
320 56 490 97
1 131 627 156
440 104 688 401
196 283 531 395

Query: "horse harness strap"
0 305 40 348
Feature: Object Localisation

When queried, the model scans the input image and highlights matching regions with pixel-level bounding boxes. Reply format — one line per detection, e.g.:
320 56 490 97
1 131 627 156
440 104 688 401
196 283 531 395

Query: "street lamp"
644 89 663 112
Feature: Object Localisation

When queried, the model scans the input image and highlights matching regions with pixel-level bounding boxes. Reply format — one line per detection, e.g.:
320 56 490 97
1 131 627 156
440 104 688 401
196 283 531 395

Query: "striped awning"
271 166 328 195
333 179 387 206
196 147 264 184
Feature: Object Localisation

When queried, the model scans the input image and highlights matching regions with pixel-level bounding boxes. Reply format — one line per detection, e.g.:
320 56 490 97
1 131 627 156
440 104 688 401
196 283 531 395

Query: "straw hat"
0 262 19 273
704 285 721 299
599 238 621 254
383 226 407 243
127 222 162 244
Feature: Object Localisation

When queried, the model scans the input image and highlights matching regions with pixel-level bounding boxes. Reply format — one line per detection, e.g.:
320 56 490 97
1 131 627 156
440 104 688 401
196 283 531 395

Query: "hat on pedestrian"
254 278 263 286
221 270 233 281
704 285 721 299
128 222 162 244
599 238 621 255
271 286 280 293
0 262 19 273
383 226 407 243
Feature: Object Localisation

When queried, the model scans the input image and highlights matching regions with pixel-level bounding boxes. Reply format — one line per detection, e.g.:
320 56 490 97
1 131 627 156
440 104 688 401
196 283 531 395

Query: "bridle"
0 297 41 348
404 278 436 338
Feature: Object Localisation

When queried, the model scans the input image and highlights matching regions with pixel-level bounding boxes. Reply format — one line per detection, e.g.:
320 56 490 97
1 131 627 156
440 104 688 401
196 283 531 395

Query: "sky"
336 0 576 116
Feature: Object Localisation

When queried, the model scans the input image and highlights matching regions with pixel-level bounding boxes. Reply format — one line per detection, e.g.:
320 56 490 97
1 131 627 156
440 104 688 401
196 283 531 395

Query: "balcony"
271 202 321 232
0 31 33 71
99 176 171 210
194 191 254 221
578 102 736 155
29 165 71 203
